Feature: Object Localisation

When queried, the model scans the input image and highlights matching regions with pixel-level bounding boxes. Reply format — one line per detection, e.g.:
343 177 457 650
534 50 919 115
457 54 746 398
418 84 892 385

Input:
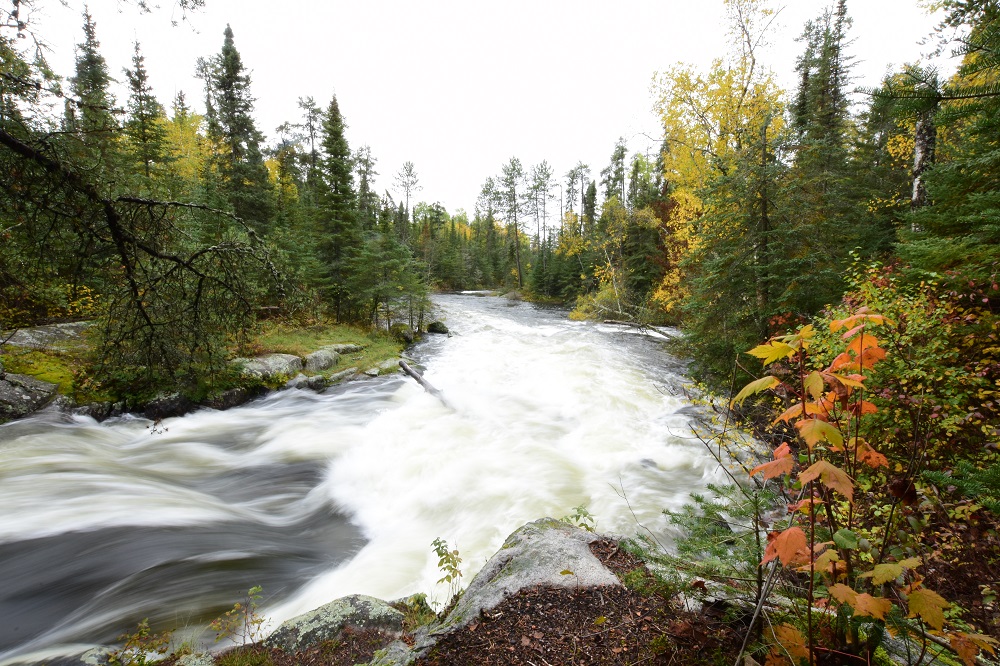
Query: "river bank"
0 316 443 425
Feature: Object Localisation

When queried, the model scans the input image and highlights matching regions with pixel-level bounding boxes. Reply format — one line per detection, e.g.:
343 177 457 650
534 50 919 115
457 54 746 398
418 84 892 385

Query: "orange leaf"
853 593 893 620
859 346 887 369
855 439 888 468
799 460 854 502
750 442 795 480
828 351 856 372
949 633 998 666
840 323 866 339
828 583 856 605
847 333 881 355
771 623 811 662
774 402 825 424
908 588 949 631
848 400 878 417
751 456 795 480
950 633 981 666
763 527 808 566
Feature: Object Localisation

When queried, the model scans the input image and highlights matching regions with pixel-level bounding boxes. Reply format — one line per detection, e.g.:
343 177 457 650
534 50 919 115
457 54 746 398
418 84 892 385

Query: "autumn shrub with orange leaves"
733 310 998 666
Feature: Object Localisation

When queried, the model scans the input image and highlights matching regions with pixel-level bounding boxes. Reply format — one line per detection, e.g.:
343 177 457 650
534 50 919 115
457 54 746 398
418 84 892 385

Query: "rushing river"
0 294 726 664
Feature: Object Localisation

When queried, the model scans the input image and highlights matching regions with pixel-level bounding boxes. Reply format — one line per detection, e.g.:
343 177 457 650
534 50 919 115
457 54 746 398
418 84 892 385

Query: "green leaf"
833 529 859 551
731 375 780 408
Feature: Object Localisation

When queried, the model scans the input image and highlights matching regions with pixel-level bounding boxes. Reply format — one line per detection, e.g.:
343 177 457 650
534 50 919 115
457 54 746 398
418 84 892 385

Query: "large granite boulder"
264 594 404 653
143 393 196 420
436 518 621 630
304 348 340 373
426 321 449 335
234 354 304 379
0 373 58 422
1 321 92 351
324 343 364 354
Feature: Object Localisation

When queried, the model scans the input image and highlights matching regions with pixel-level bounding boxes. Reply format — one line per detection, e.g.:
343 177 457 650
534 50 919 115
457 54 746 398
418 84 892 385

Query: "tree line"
3 0 999 403
0 8 454 397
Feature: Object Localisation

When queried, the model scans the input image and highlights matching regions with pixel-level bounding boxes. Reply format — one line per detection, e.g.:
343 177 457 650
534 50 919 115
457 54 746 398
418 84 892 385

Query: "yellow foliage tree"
649 0 785 320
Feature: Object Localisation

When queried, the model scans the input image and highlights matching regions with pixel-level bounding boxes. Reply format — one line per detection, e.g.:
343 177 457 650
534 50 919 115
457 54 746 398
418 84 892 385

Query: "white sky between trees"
32 0 952 217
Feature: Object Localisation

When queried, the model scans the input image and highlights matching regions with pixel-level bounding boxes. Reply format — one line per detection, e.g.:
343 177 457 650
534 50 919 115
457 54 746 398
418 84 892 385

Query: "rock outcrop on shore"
259 519 621 666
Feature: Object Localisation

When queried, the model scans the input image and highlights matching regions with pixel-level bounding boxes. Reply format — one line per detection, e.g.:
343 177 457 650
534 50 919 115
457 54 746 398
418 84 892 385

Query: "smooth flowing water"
0 294 726 664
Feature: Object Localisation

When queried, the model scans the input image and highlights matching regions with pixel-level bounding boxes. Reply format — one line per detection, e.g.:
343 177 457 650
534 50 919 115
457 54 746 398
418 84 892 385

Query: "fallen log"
602 319 675 340
399 360 453 410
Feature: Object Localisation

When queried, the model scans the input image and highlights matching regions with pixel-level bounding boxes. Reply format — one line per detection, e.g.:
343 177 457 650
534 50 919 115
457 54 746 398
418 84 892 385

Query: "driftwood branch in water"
399 360 453 409
603 320 675 340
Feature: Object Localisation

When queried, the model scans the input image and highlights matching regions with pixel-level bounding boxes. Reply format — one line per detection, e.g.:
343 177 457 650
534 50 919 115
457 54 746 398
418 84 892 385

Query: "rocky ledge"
255 518 620 665
0 362 60 422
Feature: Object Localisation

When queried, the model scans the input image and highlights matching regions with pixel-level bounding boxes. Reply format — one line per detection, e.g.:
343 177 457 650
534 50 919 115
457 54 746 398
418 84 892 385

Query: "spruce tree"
316 93 359 320
66 8 115 146
199 24 274 234
124 42 168 182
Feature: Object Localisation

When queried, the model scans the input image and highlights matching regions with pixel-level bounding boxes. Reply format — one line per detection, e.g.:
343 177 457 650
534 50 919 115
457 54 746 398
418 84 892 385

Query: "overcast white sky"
29 0 950 215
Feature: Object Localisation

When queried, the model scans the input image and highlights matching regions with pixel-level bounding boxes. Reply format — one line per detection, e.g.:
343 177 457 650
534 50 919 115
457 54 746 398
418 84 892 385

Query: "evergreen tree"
66 8 116 149
355 145 380 231
600 138 627 202
123 42 168 182
582 180 597 233
316 93 358 320
199 24 274 234
901 1 1000 283
500 157 525 288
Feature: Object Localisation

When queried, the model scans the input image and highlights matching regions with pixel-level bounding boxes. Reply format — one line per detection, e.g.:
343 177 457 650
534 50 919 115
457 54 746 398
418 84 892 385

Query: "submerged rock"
264 594 404 653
